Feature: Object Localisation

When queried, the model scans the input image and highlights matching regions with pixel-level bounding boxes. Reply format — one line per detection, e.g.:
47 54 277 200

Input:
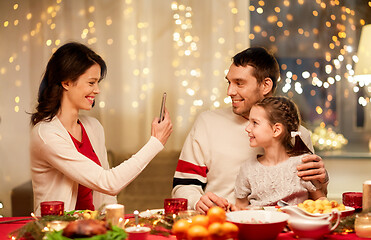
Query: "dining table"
0 216 366 240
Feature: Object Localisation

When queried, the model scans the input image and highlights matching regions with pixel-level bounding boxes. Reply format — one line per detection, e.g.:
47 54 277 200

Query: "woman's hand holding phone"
151 93 172 145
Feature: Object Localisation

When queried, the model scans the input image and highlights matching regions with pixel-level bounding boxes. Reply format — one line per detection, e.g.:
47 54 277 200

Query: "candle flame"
30 212 39 221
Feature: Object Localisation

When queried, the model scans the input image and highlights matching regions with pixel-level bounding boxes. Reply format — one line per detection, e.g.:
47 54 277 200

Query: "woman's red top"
69 121 101 210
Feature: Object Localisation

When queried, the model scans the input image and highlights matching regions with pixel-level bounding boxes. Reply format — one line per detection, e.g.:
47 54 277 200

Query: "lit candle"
105 204 125 227
363 180 371 212
134 210 139 226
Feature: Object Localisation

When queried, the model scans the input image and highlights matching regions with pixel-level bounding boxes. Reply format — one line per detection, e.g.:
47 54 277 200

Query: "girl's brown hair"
256 96 312 156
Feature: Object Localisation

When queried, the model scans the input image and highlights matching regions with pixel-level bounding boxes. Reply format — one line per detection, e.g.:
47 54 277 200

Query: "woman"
30 42 173 215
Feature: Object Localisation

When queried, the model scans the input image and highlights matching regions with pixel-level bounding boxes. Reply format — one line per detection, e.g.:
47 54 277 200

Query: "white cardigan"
30 115 163 215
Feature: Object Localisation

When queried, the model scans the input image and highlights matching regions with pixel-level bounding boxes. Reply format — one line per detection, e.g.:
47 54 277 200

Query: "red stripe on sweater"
176 160 208 178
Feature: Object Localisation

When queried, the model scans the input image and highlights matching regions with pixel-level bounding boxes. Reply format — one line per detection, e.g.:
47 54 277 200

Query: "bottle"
355 180 371 238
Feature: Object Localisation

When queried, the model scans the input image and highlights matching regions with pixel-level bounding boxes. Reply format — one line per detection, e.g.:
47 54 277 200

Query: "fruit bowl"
226 210 289 240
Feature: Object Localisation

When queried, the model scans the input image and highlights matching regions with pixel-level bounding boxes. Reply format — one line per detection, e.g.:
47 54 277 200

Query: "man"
172 47 328 213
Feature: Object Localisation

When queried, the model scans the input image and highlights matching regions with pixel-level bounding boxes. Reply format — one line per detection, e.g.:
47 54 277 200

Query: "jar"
355 212 371 238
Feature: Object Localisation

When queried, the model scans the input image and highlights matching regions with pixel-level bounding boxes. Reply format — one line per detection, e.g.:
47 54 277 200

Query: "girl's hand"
151 108 173 145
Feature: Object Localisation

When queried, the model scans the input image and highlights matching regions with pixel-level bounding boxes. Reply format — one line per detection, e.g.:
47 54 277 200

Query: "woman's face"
62 63 101 112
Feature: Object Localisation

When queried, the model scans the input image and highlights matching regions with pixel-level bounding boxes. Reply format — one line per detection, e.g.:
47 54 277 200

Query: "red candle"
342 192 363 211
40 201 64 216
164 198 188 215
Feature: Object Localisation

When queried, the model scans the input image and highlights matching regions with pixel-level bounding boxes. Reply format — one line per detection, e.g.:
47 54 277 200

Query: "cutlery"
277 200 289 207
0 217 34 224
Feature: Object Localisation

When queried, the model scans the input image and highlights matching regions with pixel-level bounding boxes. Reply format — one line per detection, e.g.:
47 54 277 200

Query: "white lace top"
234 154 317 206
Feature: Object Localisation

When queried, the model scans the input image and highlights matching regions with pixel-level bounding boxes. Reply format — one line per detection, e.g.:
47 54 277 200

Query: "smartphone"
159 92 167 123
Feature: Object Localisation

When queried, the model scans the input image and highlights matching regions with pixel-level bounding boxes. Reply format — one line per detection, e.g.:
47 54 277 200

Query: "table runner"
0 217 364 239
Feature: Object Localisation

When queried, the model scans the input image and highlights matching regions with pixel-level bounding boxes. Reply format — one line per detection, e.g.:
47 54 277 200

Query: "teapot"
281 206 341 240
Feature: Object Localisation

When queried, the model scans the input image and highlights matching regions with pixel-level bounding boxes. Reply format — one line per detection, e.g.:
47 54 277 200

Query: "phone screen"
159 92 167 122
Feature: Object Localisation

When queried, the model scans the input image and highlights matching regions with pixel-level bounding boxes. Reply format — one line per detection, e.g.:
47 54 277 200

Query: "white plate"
263 206 281 211
264 205 355 216
294 205 355 217
139 209 164 218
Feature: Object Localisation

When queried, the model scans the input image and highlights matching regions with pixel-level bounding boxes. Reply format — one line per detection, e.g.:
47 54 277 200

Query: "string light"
250 0 370 130
1 1 369 147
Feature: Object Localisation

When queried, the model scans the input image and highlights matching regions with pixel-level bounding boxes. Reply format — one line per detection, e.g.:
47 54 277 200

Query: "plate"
264 205 355 218
139 209 164 218
263 206 281 211
296 206 355 218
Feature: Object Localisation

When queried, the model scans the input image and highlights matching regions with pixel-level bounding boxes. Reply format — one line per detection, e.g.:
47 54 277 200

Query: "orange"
172 219 190 240
207 206 226 224
187 225 209 240
208 222 224 240
190 215 209 228
220 222 239 239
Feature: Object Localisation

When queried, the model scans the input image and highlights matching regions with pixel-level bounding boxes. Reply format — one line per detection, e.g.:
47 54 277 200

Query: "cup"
342 192 363 211
164 198 188 215
355 213 371 238
40 201 64 216
105 204 125 227
125 226 151 240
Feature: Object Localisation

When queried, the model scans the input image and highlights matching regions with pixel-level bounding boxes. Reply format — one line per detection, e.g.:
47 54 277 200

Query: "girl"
30 42 173 215
234 96 325 209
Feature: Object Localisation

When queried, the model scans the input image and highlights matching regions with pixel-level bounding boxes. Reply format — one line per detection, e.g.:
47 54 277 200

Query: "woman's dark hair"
31 42 107 126
232 47 280 94
255 96 312 156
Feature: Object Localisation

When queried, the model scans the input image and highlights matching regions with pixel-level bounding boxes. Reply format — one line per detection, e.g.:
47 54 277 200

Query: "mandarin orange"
190 215 209 228
207 206 226 224
208 222 224 240
187 225 209 240
172 219 190 240
220 222 239 239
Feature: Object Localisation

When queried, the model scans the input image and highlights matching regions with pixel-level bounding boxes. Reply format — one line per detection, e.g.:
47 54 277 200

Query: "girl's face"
245 105 275 148
62 63 101 112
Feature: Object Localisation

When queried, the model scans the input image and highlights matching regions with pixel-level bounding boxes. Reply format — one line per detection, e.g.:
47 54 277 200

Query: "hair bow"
291 131 302 138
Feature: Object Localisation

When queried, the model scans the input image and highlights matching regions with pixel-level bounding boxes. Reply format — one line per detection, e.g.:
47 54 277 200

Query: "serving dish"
138 209 164 218
282 207 342 240
226 210 289 240
264 205 355 218
295 206 355 218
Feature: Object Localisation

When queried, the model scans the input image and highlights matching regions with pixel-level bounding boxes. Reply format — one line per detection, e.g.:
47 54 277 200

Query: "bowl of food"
226 210 289 240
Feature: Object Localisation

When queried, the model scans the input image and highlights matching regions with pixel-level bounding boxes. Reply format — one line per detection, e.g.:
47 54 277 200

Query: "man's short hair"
232 47 280 94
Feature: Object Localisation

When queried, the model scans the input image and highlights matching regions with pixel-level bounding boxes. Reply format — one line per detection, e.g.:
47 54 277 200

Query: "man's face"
226 64 266 119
